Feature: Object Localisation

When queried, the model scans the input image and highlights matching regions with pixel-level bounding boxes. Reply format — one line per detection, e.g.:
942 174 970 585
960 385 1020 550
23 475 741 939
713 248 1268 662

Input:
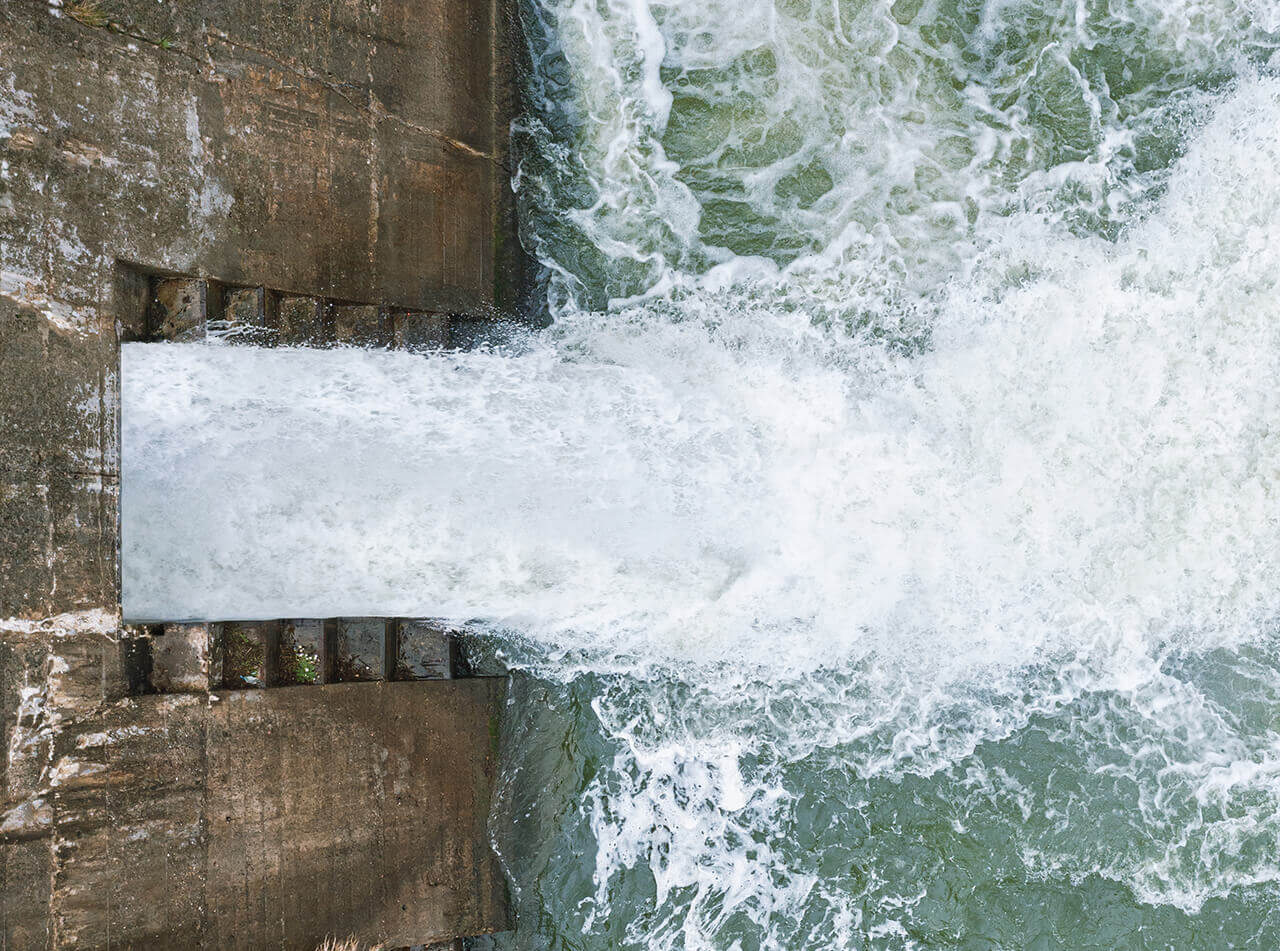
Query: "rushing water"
123 0 1280 947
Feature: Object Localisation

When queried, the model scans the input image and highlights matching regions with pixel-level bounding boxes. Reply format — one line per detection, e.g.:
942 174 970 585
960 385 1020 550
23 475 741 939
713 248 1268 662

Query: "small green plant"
276 631 321 686
65 0 110 28
293 652 318 683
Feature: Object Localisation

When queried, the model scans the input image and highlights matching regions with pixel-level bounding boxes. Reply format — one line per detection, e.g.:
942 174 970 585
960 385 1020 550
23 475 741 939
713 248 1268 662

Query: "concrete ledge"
2 673 510 949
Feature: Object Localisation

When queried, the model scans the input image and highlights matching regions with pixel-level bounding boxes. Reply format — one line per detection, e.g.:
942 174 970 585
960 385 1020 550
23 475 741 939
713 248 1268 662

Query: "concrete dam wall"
0 0 524 946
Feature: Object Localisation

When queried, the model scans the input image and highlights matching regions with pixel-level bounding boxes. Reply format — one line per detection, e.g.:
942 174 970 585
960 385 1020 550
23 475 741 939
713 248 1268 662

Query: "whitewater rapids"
125 0 1280 945
125 78 1280 673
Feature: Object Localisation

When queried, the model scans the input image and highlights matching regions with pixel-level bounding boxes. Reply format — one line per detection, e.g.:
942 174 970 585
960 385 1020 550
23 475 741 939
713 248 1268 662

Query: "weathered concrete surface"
0 291 117 620
1 0 521 311
0 614 508 948
2 0 523 945
0 611 129 949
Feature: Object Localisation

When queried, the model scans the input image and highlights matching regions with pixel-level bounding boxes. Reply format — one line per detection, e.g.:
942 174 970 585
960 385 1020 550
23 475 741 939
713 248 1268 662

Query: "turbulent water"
122 0 1280 947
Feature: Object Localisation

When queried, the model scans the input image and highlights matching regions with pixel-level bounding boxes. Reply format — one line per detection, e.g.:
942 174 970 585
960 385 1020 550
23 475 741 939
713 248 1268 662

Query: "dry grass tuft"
314 938 384 951
64 0 110 28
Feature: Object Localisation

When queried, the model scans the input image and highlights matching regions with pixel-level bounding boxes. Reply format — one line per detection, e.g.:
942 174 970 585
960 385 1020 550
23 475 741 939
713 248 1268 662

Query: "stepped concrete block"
395 311 452 351
398 620 460 679
277 296 334 345
335 303 393 347
334 618 396 681
152 623 214 693
214 285 275 344
152 278 208 341
217 621 280 689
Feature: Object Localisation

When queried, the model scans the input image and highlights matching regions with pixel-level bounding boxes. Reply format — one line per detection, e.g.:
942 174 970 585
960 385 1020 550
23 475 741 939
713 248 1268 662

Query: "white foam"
126 79 1280 669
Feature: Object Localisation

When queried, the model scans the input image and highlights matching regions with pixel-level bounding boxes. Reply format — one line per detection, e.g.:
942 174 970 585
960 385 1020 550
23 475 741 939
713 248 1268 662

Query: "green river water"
483 0 1280 947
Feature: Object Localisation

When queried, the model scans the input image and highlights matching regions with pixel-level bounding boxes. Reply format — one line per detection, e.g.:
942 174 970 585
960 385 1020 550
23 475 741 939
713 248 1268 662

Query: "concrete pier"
1 0 524 945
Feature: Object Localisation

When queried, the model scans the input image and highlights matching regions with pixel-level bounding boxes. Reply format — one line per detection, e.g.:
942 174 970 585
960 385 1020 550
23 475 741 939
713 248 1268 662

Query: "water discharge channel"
125 0 1280 947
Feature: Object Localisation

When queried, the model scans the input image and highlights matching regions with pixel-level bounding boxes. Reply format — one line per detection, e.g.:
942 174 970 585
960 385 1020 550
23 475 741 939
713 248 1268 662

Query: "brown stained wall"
1 0 516 310
0 0 522 945
0 616 508 948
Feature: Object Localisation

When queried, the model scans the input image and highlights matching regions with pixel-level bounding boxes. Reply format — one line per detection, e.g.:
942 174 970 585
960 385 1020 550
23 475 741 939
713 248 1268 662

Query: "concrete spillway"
0 1 521 945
